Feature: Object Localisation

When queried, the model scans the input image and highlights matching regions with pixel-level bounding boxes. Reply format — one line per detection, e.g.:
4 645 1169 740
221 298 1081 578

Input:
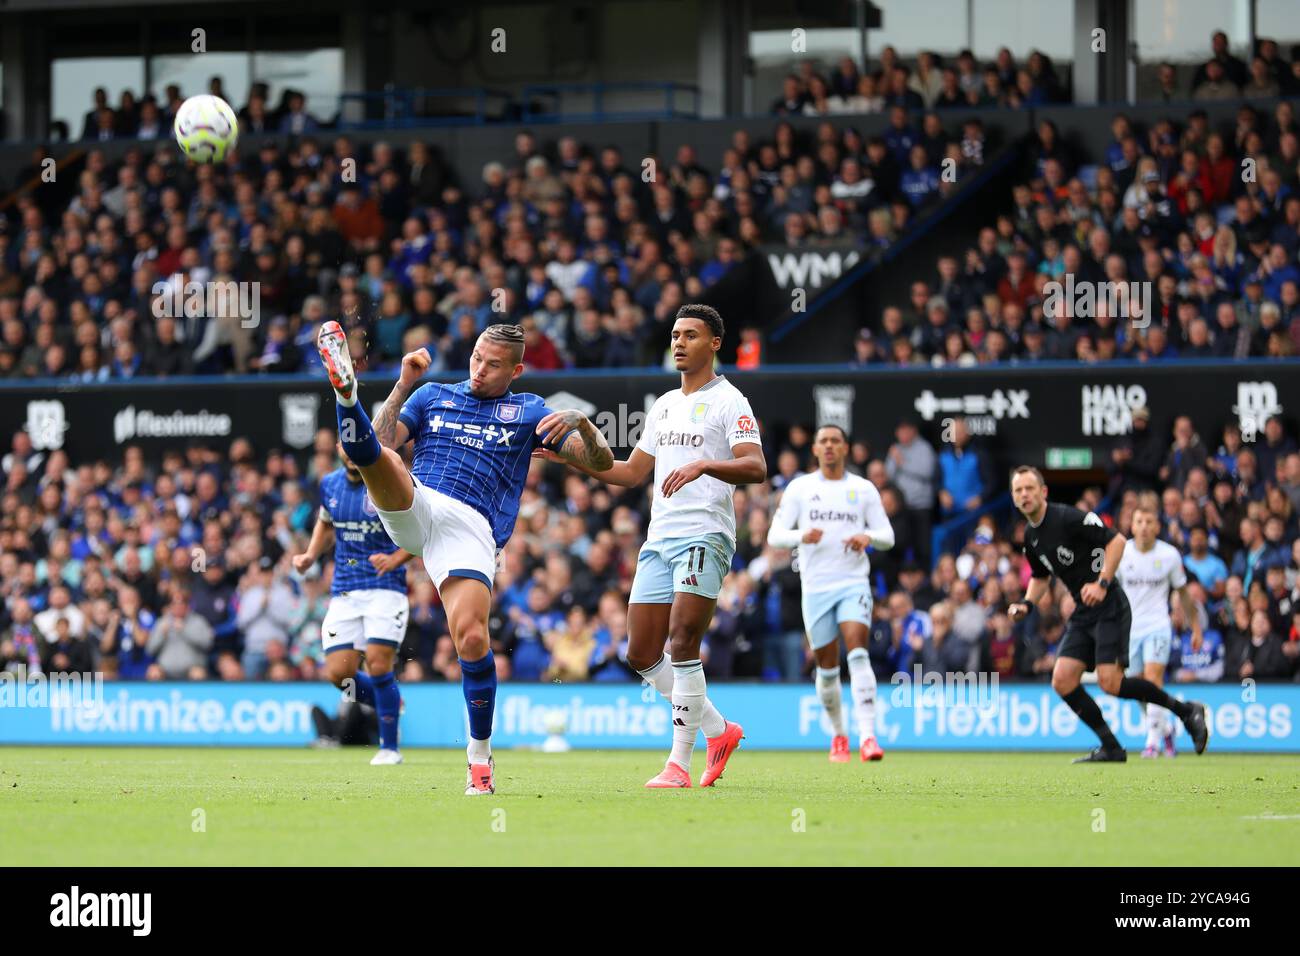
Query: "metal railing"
335 81 701 129
930 492 1014 567
336 87 513 129
518 82 699 122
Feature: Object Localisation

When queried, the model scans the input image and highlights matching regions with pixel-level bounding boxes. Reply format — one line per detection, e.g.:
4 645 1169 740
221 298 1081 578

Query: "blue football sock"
372 670 401 751
460 652 497 744
336 400 381 466
349 670 376 706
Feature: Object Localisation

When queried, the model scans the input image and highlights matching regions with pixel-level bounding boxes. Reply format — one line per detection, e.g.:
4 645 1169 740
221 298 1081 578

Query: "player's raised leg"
441 575 498 795
317 320 419 512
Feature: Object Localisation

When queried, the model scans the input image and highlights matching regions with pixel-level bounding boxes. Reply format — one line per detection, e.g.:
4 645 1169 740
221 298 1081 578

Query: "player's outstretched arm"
292 512 334 573
535 410 614 473
534 412 655 487
374 349 433 448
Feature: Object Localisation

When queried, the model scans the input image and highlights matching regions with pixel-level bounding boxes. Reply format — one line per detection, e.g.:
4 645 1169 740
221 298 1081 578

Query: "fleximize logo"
113 405 233 444
49 886 151 936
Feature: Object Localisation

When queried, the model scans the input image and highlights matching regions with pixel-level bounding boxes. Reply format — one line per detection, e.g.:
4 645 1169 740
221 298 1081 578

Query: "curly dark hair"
676 304 724 339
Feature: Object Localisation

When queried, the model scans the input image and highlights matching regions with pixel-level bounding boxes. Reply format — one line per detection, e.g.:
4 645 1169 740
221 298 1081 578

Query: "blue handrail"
520 82 700 122
928 487 1119 571
930 491 1013 568
336 87 513 129
336 82 700 129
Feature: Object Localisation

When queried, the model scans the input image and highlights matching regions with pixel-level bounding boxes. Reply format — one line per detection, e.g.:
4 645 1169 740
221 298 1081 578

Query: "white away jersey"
636 375 760 548
1117 539 1187 637
771 471 894 593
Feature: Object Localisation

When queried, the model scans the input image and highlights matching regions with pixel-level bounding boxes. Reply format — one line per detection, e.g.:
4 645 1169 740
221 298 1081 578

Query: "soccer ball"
173 94 239 164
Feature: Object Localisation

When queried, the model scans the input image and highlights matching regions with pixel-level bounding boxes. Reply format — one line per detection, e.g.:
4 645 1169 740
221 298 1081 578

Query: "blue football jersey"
398 380 553 548
320 468 407 595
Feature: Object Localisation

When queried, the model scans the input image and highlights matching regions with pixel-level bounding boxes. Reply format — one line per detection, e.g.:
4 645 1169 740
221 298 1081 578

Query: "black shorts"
1058 588 1131 671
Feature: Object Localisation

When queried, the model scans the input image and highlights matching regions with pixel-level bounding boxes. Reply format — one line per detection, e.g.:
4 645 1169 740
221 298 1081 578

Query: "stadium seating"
2 36 1299 689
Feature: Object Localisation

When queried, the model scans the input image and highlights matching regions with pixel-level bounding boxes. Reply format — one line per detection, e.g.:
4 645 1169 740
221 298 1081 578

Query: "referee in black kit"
1006 466 1210 763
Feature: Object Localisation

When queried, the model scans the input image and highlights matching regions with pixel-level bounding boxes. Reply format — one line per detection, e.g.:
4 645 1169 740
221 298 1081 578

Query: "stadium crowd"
2 399 1298 687
852 99 1300 365
2 63 1004 382
769 32 1300 118
8 33 1296 382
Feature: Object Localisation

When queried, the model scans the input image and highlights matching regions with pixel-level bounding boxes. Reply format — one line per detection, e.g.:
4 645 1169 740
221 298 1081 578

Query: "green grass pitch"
2 747 1297 866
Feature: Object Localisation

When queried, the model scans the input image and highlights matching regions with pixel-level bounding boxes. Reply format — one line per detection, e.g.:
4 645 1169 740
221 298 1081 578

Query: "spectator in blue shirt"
589 602 635 682
1230 516 1287 591
901 145 941 208
506 583 564 681
1173 622 1225 683
1020 611 1065 679
938 417 994 518
886 590 931 676
699 238 740 288
101 585 156 680
1256 416 1298 484
884 106 919 164
1255 244 1300 302
1104 115 1136 172
1183 526 1229 604
1210 422 1243 480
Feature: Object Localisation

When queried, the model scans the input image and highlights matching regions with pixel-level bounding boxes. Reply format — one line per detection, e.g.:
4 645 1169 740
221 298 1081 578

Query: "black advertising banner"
5 361 1299 472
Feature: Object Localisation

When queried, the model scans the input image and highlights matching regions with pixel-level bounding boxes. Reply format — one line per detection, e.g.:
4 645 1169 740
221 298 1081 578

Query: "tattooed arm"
534 410 614 473
373 381 412 449
375 350 432 448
